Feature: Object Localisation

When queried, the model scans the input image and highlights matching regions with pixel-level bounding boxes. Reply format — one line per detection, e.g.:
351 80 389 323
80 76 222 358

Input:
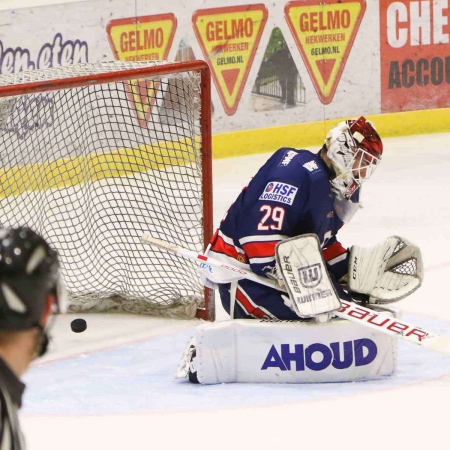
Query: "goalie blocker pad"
275 234 341 318
177 313 398 384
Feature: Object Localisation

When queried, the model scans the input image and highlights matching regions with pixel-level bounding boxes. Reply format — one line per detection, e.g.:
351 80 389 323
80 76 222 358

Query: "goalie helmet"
0 227 65 331
325 116 383 199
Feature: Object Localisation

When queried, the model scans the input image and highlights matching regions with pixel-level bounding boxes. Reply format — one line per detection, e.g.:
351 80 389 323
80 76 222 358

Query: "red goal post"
0 60 215 321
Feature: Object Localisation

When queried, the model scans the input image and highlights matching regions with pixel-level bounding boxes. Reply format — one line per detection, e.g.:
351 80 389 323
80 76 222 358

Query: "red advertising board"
380 0 450 112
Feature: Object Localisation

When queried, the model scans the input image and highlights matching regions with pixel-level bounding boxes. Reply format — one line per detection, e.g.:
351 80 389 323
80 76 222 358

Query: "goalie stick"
141 233 450 357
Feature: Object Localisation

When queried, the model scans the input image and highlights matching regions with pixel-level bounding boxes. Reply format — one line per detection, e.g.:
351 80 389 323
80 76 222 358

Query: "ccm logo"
352 256 358 280
261 339 377 371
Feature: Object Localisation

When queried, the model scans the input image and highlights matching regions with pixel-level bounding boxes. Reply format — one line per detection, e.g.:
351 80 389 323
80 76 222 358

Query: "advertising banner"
2 1 442 145
193 4 268 115
380 0 450 112
285 0 366 104
107 15 177 126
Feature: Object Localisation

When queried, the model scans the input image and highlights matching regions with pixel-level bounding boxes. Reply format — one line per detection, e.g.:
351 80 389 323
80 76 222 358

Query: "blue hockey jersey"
207 147 356 319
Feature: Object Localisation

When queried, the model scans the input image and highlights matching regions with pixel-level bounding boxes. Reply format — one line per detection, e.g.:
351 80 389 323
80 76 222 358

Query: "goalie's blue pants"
218 276 351 320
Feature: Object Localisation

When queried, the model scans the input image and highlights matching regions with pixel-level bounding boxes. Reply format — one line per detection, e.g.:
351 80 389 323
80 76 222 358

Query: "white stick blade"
141 234 178 254
421 335 450 356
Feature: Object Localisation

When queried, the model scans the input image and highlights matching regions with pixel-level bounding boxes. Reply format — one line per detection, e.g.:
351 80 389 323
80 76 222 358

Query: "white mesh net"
0 61 210 318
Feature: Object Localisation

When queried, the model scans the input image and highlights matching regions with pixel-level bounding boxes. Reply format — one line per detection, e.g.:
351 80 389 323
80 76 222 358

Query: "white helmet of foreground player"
325 116 383 200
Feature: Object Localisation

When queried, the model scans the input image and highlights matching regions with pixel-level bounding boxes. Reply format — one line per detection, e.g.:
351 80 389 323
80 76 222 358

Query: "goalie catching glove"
348 235 423 304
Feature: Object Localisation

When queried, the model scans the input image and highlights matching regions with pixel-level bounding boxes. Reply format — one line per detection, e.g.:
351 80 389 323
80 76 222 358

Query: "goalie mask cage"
0 60 214 321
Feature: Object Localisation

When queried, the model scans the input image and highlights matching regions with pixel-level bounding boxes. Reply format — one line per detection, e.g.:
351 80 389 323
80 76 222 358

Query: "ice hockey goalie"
177 234 423 384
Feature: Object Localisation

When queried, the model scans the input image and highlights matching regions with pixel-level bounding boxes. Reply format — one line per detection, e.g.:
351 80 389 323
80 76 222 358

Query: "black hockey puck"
70 318 87 333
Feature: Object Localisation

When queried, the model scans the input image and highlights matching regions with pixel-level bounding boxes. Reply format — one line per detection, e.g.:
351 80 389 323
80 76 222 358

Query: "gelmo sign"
380 0 450 112
106 14 176 127
193 4 268 115
107 14 176 62
285 0 366 104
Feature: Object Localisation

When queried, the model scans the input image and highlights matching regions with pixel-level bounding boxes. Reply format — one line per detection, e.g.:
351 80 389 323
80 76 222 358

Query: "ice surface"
20 133 450 450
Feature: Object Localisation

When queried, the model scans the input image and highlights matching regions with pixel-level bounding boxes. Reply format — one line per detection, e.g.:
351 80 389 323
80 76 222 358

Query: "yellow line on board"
0 140 196 197
1 108 449 197
212 108 450 159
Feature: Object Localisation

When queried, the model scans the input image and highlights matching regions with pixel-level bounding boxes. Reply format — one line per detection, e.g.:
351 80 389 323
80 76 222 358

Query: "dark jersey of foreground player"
207 147 355 320
0 356 26 449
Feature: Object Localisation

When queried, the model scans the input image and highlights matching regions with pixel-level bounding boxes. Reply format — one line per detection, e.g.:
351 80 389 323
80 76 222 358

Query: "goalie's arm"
322 237 350 282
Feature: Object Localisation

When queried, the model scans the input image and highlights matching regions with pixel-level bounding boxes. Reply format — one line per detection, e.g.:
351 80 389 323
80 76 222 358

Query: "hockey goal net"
0 60 214 320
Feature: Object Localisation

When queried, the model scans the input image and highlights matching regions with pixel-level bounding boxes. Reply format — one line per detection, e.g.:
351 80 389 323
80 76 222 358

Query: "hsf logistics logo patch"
193 4 268 115
107 14 177 127
285 0 366 104
259 182 298 204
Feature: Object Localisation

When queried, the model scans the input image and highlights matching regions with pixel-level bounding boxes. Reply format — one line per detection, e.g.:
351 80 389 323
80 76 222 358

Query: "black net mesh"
0 61 206 317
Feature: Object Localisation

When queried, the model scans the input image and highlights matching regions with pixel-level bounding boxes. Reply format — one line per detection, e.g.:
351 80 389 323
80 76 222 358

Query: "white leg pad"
189 311 398 384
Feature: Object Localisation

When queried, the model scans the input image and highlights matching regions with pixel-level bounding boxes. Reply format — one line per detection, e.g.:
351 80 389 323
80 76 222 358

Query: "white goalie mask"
326 116 383 201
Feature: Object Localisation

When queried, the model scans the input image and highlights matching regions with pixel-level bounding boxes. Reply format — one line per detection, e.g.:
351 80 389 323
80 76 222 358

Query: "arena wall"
1 0 448 158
